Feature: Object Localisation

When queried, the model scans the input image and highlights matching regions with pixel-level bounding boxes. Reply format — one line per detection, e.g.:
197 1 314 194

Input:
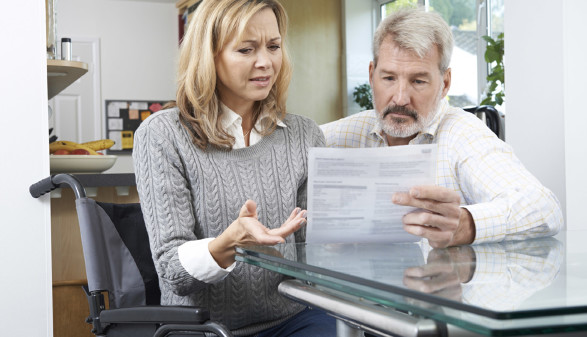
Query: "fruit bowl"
50 155 118 174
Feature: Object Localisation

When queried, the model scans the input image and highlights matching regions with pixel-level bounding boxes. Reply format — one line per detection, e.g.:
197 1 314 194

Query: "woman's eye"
268 44 281 51
238 48 253 54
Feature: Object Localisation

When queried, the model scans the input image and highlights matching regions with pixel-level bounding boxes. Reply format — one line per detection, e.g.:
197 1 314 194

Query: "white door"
49 38 102 143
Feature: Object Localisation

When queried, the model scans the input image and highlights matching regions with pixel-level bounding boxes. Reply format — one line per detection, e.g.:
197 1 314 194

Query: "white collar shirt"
219 103 287 149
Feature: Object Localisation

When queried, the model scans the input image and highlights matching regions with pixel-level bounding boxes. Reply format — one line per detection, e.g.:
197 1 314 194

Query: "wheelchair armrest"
100 305 210 324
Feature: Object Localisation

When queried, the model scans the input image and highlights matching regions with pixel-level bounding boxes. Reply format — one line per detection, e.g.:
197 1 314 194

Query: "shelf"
47 59 88 99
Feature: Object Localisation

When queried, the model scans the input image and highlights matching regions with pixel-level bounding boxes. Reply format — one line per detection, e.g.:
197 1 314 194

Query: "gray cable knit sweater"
133 108 325 335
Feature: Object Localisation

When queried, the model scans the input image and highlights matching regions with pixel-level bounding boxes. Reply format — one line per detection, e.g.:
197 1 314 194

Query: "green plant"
481 33 504 106
353 83 374 110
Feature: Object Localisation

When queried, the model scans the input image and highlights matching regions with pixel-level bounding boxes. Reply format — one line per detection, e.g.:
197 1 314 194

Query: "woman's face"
215 8 282 115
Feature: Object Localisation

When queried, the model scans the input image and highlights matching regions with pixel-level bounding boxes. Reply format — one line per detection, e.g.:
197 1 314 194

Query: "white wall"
0 0 53 335
562 0 587 230
505 0 565 219
506 0 587 230
57 0 178 173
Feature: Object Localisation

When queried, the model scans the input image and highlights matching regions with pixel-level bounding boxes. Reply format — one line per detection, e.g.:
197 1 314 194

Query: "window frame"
374 0 493 105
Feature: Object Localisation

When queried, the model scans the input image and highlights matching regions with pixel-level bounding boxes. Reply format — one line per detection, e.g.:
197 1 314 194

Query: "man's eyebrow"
412 71 432 78
379 69 397 75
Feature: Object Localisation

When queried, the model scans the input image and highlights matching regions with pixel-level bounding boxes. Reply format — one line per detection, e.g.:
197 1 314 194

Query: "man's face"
369 36 451 139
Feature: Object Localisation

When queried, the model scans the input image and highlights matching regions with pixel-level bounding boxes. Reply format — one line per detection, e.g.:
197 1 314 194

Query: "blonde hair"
175 0 292 150
373 7 453 73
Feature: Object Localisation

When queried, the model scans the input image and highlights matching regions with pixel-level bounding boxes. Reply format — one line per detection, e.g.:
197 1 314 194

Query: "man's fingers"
410 186 460 203
393 192 460 218
404 264 450 278
403 224 453 248
403 211 459 232
403 272 460 294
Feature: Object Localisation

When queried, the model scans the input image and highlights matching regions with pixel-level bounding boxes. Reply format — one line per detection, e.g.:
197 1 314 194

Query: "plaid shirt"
320 100 563 243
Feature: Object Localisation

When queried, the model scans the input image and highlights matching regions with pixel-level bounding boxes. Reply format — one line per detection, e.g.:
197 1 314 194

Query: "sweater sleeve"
294 118 326 243
133 115 210 296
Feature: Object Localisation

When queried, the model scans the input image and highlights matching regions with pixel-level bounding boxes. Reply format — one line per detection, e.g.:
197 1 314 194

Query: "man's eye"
238 48 253 54
383 76 395 81
414 79 426 84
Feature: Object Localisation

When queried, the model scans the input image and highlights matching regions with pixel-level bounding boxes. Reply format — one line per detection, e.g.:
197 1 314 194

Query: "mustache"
382 105 418 121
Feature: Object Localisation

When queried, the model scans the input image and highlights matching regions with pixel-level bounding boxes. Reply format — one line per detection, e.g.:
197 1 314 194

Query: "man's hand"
403 246 476 302
392 185 475 248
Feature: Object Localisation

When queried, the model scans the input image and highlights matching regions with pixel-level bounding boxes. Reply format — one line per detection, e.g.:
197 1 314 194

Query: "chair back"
75 198 160 308
463 105 504 140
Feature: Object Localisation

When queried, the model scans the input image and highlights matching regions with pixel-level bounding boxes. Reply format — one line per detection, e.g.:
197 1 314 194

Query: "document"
306 144 437 244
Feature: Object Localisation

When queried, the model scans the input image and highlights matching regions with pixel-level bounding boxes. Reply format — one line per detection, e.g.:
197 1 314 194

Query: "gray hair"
373 7 454 73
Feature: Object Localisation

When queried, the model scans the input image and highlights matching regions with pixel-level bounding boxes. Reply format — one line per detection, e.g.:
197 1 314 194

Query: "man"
321 8 563 248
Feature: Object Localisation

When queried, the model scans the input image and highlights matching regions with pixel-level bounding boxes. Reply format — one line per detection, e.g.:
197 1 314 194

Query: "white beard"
375 88 444 138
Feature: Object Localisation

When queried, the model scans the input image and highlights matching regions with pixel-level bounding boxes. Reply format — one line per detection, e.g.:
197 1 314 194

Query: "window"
377 0 504 109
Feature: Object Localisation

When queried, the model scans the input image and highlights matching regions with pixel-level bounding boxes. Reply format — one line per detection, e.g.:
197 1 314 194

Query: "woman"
133 0 334 336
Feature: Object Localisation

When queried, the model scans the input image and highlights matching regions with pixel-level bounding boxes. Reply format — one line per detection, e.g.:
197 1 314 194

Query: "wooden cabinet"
53 280 94 337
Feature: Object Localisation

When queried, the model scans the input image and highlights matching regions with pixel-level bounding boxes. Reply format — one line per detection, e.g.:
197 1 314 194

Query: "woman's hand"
209 200 306 268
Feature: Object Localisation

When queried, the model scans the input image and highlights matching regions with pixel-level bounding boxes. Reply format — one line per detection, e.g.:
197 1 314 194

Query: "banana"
82 139 115 151
49 141 100 155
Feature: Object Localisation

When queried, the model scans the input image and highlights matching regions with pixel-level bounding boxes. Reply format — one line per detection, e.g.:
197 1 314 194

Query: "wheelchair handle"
30 174 86 199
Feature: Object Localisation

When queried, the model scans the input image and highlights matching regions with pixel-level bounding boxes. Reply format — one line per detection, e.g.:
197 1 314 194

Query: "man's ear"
442 68 452 97
369 61 375 87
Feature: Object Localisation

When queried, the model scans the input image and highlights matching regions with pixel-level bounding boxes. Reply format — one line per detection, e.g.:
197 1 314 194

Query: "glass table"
236 231 587 337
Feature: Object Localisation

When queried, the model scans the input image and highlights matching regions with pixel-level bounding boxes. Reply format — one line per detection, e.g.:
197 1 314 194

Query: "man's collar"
369 111 387 143
420 98 449 138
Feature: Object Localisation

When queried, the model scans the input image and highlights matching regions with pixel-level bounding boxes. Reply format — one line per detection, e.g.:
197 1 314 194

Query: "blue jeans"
246 307 337 337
